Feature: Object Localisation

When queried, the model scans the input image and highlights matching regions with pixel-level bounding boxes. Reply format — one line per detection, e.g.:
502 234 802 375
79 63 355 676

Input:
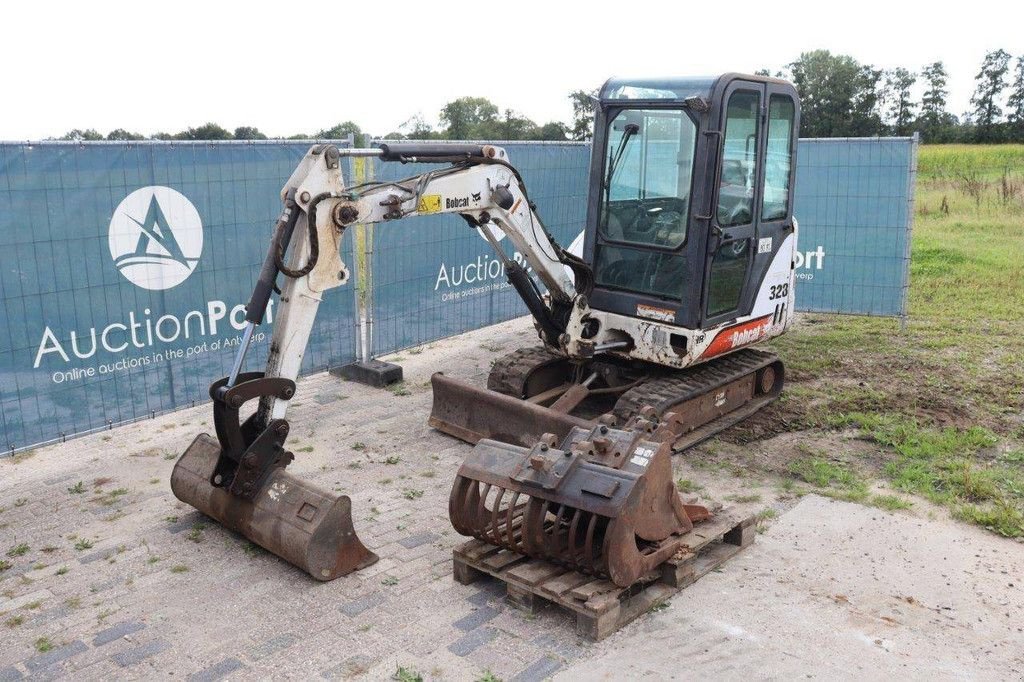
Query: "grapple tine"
489 487 505 545
568 507 583 563
506 491 522 550
583 513 598 570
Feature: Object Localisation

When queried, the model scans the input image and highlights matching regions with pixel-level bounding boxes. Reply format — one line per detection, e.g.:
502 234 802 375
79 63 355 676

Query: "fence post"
329 135 402 388
899 132 920 332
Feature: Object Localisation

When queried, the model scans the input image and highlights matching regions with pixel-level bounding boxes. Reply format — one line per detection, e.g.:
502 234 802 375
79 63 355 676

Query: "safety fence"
0 136 916 452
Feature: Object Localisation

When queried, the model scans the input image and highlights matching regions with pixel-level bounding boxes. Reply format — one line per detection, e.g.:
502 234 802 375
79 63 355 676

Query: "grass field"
752 144 1024 537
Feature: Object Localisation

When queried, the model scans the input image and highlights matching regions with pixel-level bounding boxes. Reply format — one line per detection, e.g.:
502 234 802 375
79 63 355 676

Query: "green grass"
761 145 1024 537
387 382 411 397
788 456 869 503
392 667 422 682
6 543 29 558
675 478 702 493
34 637 53 653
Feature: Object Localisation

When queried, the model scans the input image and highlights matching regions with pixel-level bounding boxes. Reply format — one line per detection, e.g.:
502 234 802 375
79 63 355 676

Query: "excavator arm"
240 143 594 426
171 143 597 580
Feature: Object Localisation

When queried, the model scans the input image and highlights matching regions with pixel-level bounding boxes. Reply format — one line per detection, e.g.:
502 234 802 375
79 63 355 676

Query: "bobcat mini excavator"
172 74 800 586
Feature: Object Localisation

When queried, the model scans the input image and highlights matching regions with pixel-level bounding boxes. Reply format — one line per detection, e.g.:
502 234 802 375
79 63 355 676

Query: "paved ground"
1 317 1022 680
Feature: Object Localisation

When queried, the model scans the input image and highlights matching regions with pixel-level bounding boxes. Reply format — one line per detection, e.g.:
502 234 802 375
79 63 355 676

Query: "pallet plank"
452 514 754 641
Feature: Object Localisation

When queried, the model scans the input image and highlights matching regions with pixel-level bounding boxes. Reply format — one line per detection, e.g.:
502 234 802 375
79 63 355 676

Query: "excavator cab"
584 74 800 331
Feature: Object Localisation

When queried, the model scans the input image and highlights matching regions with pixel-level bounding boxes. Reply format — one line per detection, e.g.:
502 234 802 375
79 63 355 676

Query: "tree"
917 61 957 142
439 97 499 139
970 49 1011 142
884 68 917 136
788 50 884 137
569 89 597 141
150 132 175 140
233 126 268 140
105 128 145 141
535 121 569 141
315 121 362 139
175 123 233 140
59 129 104 141
1007 56 1024 141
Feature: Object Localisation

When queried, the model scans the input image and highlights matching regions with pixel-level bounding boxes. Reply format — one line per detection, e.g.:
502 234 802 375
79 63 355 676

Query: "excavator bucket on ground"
170 374 378 581
448 422 711 587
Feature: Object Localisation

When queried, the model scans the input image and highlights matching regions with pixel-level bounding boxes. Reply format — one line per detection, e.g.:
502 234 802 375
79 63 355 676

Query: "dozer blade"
429 372 591 447
171 434 378 581
448 423 710 587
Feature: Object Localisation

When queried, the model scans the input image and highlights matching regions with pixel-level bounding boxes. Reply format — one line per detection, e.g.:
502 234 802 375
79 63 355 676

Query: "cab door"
702 80 764 324
701 78 799 326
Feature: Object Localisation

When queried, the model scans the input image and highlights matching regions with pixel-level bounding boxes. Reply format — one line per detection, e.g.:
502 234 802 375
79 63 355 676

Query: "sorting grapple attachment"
170 372 377 581
449 422 710 587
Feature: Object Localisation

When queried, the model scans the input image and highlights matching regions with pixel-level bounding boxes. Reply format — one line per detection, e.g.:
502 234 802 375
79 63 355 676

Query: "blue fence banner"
791 137 916 317
0 137 915 451
0 141 356 451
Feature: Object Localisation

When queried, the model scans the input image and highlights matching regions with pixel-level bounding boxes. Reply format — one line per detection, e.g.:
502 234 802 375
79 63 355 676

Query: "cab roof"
598 73 794 105
599 76 716 103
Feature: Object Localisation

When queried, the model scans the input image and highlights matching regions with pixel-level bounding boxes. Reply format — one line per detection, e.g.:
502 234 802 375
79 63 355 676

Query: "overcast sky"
4 1 1022 140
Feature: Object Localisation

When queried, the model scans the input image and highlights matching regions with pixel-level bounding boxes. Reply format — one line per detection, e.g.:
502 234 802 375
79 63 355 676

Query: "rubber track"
611 348 780 425
486 346 567 397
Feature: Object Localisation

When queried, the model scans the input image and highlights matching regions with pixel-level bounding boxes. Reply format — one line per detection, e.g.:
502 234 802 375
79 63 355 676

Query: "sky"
3 0 1022 140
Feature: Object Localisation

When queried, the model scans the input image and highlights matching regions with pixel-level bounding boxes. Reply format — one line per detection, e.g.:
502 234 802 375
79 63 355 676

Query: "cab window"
716 91 760 227
599 108 697 250
762 95 795 221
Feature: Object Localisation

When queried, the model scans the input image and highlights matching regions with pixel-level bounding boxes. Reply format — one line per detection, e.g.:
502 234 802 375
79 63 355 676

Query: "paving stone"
530 633 585 661
320 654 375 679
27 605 72 626
0 667 23 681
166 515 202 534
467 581 505 607
250 632 300 660
186 657 244 682
111 639 171 667
24 640 88 673
339 591 386 617
447 627 498 656
453 605 500 631
398 532 438 549
77 549 117 565
511 655 563 682
93 620 147 646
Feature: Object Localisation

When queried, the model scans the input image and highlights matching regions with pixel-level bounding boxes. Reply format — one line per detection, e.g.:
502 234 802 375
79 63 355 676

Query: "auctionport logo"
108 186 203 290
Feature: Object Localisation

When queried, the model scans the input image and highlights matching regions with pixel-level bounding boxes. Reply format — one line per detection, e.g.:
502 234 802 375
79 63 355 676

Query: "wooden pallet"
453 512 755 641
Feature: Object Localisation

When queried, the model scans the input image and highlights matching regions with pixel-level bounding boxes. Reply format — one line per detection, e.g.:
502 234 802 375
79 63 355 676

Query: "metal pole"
899 132 920 332
363 134 376 362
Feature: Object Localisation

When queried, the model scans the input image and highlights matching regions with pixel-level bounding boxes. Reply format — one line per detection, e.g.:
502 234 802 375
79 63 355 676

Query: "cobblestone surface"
0 319 608 680
8 316 1017 679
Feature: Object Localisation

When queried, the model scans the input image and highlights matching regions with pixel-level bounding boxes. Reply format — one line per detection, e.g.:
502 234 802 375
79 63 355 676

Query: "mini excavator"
172 74 800 585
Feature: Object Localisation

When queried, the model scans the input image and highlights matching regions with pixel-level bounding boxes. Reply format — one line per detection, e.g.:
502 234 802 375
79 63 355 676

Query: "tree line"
52 49 1024 145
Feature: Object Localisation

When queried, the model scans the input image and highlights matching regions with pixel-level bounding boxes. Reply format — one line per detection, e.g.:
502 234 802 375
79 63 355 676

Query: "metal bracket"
209 372 297 499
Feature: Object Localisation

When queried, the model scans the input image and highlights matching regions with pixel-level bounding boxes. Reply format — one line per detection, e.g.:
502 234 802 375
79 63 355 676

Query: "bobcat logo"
108 186 203 290
471 192 481 201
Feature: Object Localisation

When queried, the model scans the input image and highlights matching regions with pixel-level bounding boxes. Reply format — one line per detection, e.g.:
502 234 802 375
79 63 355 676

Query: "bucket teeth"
448 424 710 587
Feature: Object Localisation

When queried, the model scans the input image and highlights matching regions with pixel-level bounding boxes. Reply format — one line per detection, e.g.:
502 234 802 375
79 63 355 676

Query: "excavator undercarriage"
429 346 784 451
